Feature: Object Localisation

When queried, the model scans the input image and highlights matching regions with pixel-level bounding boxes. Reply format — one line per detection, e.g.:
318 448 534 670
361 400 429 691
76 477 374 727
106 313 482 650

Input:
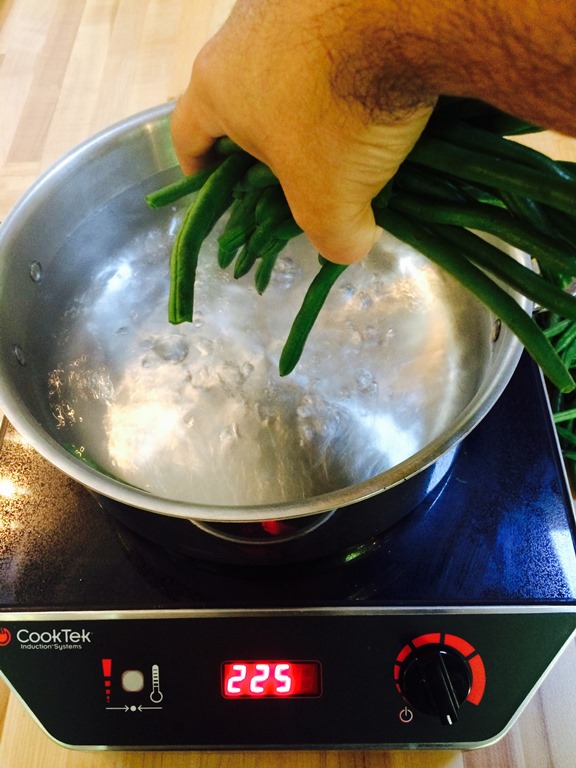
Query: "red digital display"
222 660 321 698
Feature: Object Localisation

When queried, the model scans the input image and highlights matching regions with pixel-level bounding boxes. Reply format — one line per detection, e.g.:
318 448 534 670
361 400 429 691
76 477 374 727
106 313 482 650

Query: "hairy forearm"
171 0 576 263
311 0 576 135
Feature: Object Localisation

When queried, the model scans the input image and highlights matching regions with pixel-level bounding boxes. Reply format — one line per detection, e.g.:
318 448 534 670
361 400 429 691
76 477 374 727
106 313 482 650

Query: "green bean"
499 194 575 286
145 163 220 208
451 180 507 208
230 214 302 281
374 207 575 393
255 185 290 225
553 321 576 355
394 166 470 204
169 152 254 324
371 179 395 208
468 111 542 136
273 219 303 241
397 164 505 208
233 225 278 278
214 136 245 155
217 188 262 267
64 443 127 483
254 239 285 294
429 120 576 182
433 98 542 135
217 243 239 270
279 260 348 377
232 242 259 279
423 223 576 321
544 318 573 339
555 425 576 446
553 407 576 424
562 339 576 370
543 208 576 251
407 137 576 217
499 193 558 239
559 161 576 175
390 193 576 275
233 195 295 279
434 97 494 123
234 162 279 193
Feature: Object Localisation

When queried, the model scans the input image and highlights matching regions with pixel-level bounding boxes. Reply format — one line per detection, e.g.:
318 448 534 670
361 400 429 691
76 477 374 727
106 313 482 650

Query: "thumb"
300 200 383 266
276 109 434 265
281 181 384 265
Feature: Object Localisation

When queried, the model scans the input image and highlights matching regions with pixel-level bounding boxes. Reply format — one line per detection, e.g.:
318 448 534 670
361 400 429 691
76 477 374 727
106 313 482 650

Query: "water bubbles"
348 329 363 346
271 255 302 288
296 396 326 440
48 368 64 396
362 325 380 345
13 345 26 366
356 291 372 311
219 422 240 444
51 401 77 428
217 360 255 393
296 403 314 420
182 410 195 429
256 401 276 426
29 261 43 282
192 365 221 390
141 353 160 370
356 369 378 395
194 337 214 357
339 283 356 302
152 335 189 363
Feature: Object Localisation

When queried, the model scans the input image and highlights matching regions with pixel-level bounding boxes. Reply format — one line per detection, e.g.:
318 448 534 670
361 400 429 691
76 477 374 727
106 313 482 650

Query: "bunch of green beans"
542 314 576 482
146 97 576 389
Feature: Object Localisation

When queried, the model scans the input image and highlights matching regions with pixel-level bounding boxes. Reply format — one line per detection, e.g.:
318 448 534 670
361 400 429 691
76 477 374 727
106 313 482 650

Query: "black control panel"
0 611 574 750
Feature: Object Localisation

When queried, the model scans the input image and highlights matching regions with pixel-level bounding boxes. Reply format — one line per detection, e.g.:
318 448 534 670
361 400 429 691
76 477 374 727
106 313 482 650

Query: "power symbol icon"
399 706 414 724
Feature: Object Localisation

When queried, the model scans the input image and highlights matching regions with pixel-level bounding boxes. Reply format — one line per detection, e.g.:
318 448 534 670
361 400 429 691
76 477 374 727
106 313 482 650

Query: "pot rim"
0 103 527 523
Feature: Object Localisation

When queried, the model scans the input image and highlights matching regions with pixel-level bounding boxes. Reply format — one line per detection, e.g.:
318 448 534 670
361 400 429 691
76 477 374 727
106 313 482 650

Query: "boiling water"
44 203 492 507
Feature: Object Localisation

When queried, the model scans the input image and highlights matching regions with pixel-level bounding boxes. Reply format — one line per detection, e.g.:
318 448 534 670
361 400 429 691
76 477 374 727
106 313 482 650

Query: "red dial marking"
394 632 486 706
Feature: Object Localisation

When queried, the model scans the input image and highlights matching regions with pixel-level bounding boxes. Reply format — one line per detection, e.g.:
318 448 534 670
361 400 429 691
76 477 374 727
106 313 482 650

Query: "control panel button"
122 670 145 693
398 706 414 724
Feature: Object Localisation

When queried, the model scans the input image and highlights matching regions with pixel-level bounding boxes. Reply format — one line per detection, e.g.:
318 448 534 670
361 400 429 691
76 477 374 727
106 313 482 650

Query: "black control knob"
400 645 472 725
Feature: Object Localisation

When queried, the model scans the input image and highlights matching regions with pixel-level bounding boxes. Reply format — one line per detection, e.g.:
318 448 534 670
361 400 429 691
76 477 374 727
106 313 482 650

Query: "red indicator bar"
467 654 487 705
222 661 321 699
412 633 442 647
396 644 412 664
444 634 475 657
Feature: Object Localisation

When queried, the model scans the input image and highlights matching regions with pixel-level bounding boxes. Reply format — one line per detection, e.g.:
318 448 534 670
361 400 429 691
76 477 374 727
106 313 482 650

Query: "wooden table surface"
2 1 576 766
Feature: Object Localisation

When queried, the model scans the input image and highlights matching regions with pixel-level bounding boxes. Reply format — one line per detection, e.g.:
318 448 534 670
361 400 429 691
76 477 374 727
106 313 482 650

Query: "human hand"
170 0 435 265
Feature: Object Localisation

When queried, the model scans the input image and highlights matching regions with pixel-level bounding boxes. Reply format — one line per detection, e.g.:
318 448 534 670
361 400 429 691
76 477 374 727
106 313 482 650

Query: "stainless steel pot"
0 103 528 562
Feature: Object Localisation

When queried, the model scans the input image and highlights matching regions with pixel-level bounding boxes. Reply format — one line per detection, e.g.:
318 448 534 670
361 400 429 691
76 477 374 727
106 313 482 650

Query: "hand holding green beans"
147 97 576 391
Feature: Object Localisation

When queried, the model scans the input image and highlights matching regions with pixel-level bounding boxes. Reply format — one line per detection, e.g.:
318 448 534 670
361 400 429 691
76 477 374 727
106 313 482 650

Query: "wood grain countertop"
2 1 576 766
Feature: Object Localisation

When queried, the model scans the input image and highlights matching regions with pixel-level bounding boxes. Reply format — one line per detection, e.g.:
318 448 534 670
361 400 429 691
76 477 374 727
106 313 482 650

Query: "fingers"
170 92 218 176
